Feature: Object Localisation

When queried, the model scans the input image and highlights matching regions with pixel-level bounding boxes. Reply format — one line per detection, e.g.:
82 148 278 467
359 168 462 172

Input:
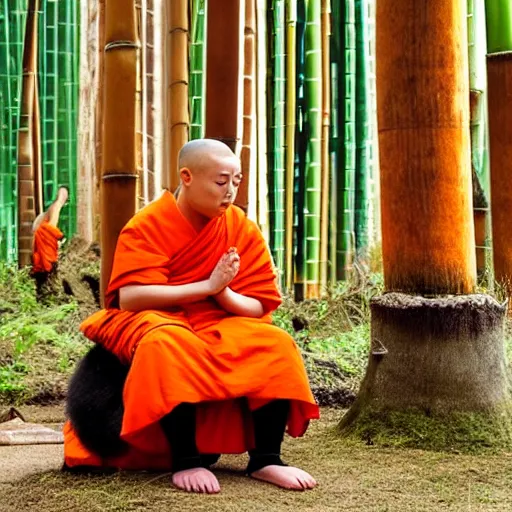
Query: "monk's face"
186 155 242 218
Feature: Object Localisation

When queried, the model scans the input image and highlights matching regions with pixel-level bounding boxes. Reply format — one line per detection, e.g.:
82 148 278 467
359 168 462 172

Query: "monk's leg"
247 400 317 490
160 403 220 494
45 187 69 227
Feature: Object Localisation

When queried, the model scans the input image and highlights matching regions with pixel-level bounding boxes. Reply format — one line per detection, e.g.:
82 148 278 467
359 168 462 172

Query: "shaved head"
178 139 235 172
175 138 242 224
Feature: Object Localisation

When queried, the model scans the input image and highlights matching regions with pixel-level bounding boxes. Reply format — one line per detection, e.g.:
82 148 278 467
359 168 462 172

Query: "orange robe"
64 191 319 470
32 221 63 273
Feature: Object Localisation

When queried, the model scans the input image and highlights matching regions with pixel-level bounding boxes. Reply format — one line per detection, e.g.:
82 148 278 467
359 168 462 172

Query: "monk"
64 139 320 493
31 187 68 285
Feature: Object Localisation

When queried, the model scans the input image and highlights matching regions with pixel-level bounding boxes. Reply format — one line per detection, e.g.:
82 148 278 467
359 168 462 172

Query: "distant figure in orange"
31 186 68 286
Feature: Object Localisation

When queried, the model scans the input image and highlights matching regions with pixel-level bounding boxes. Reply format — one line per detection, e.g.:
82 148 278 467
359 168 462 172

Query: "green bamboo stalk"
468 0 489 198
268 0 286 283
189 0 206 140
57 0 71 231
485 0 512 53
335 0 356 281
354 0 370 261
303 0 322 298
0 1 29 261
38 0 58 213
38 0 79 237
469 0 491 282
285 0 297 292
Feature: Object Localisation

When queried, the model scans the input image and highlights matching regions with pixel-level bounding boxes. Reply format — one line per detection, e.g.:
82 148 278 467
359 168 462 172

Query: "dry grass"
1 408 512 511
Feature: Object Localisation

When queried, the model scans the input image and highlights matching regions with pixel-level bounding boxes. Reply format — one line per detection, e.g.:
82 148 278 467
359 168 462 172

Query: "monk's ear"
180 167 192 185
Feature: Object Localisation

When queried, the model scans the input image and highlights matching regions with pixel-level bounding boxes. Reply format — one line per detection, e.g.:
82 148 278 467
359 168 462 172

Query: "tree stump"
340 293 512 452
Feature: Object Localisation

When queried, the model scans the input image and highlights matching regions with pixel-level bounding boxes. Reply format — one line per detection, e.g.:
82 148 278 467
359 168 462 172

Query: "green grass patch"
340 406 512 454
0 264 91 404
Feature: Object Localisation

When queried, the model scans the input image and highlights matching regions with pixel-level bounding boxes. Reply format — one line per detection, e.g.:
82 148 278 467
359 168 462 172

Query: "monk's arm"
214 287 265 318
119 281 215 311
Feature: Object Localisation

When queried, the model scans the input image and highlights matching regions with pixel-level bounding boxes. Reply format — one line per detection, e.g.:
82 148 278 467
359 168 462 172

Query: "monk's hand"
208 247 240 294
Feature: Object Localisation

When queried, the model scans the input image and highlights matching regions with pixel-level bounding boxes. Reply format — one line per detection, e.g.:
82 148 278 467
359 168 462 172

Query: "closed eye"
216 182 227 186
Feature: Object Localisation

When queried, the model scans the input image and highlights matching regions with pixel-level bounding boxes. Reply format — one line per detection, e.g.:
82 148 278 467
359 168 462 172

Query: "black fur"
66 345 129 458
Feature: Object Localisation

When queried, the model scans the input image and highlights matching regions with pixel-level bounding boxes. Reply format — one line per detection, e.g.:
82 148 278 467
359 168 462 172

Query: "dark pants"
160 399 290 474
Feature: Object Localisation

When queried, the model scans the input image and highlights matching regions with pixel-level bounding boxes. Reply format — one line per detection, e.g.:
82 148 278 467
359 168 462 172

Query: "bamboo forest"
5 1 512 509
0 0 496 298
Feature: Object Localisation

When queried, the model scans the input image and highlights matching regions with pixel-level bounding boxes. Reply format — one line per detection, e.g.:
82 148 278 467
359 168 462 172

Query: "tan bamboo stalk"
151 0 164 197
144 0 157 200
77 0 100 242
139 0 148 206
32 50 42 217
319 0 330 293
284 0 296 291
95 0 106 241
205 0 241 153
255 0 269 241
161 0 170 191
17 0 39 268
237 0 256 213
167 0 189 191
135 0 144 209
378 0 475 294
100 0 140 302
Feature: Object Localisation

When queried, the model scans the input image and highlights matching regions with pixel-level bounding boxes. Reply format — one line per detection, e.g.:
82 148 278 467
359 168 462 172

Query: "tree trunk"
486 0 512 299
205 0 241 153
17 0 39 268
488 53 512 296
100 0 139 303
378 0 475 294
340 0 512 451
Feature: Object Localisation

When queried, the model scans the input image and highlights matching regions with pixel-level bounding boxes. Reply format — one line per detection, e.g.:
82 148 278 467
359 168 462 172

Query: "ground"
2 250 512 510
1 406 512 511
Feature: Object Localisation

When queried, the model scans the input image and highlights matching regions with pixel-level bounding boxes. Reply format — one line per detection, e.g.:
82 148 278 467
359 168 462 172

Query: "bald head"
178 139 235 172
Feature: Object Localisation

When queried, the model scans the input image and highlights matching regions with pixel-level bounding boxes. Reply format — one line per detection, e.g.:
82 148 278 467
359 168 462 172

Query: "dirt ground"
1 406 512 511
0 405 65 484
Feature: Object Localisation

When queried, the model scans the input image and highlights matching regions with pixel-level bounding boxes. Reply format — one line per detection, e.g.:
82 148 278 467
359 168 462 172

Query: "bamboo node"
169 28 189 35
102 173 139 181
105 41 140 52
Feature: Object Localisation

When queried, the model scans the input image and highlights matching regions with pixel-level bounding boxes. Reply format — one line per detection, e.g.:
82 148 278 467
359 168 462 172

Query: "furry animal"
66 344 129 458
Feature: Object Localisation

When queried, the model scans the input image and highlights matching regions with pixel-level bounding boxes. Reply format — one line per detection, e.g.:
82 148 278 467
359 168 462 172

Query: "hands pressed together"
208 247 240 295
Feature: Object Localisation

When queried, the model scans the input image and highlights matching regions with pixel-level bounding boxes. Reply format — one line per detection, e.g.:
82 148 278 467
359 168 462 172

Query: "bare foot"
56 187 69 205
172 467 220 494
250 465 317 490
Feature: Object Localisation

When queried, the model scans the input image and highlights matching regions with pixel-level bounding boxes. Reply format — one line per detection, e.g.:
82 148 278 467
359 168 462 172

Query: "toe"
183 476 192 492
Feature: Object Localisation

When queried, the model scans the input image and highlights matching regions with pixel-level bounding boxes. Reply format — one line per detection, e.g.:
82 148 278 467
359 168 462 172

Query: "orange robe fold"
32 221 63 273
64 191 319 470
